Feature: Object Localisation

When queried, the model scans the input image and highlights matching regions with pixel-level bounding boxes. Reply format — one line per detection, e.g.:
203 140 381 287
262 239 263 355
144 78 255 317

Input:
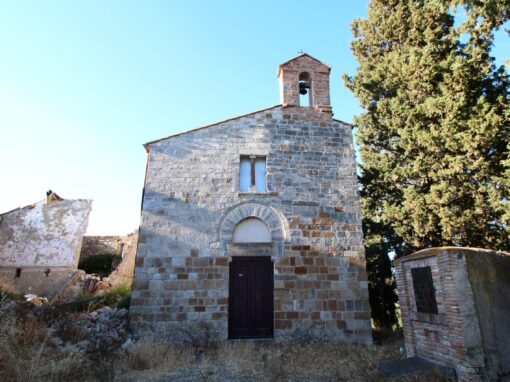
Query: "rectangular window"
411 266 438 314
240 156 266 192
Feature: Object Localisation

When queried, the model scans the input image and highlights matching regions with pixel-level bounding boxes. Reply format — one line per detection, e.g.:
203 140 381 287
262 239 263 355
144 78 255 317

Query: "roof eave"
144 104 282 149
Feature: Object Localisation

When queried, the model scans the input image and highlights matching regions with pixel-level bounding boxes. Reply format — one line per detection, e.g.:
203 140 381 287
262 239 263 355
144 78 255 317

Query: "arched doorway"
229 217 274 339
218 202 288 339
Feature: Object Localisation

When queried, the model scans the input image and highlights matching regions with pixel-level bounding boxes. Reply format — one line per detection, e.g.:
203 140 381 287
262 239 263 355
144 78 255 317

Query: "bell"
299 81 309 95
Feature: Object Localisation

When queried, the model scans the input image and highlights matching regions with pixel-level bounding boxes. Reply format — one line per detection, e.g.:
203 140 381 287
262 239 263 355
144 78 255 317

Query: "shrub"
116 294 131 310
103 284 131 307
78 254 116 276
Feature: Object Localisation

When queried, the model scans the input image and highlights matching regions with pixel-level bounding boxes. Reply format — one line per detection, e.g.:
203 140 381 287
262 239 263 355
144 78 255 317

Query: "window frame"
239 155 267 193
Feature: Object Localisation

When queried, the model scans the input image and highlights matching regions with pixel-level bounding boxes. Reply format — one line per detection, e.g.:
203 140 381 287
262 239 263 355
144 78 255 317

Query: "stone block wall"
272 242 370 339
130 104 371 344
394 247 510 381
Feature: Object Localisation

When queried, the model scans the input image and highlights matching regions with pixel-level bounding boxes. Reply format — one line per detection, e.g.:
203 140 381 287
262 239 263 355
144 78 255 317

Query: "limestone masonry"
130 54 372 343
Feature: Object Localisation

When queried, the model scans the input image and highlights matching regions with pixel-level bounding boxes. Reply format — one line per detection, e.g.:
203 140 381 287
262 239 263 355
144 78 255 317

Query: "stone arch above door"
216 202 289 258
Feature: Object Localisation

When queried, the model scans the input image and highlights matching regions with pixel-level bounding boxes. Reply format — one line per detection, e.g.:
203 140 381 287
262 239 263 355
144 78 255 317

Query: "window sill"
238 191 279 197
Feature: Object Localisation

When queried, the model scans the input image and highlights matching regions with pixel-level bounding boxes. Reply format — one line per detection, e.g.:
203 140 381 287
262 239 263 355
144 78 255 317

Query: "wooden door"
228 256 273 339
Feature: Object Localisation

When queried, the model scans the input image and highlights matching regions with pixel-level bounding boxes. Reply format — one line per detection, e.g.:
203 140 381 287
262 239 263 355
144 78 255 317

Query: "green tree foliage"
363 219 400 328
345 0 510 327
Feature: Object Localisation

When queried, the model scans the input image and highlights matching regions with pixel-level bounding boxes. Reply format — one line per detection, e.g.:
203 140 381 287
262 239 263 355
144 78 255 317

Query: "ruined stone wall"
394 247 510 381
80 236 121 259
79 233 138 287
108 232 138 287
0 198 92 296
0 199 92 267
130 105 371 343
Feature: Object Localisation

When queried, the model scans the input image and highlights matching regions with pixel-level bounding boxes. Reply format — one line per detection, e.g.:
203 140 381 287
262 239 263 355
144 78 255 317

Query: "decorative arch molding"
216 202 290 258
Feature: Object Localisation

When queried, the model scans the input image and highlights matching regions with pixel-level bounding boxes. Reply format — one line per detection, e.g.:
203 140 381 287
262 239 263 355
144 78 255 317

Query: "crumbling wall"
0 199 92 267
79 232 138 288
0 195 92 297
108 232 138 287
80 236 122 260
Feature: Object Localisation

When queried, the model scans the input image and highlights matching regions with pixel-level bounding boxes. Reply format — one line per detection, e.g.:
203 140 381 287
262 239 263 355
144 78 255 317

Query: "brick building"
394 247 510 381
130 54 372 343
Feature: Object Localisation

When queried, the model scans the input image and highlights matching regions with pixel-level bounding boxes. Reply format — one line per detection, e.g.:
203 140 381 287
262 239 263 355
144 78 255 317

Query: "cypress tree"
345 0 509 251
344 0 509 327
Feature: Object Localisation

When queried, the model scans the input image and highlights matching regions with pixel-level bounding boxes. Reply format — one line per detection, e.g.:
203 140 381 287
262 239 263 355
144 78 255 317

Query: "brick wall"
394 247 510 381
278 54 332 113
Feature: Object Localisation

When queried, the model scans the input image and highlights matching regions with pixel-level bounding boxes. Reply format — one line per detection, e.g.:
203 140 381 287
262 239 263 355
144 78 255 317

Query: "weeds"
0 277 23 302
0 306 90 382
65 283 130 313
103 283 131 307
54 316 87 344
116 294 131 309
0 298 449 382
180 321 219 352
117 336 194 372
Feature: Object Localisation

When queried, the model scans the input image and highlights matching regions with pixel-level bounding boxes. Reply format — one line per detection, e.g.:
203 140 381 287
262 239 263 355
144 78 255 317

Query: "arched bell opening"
299 71 312 107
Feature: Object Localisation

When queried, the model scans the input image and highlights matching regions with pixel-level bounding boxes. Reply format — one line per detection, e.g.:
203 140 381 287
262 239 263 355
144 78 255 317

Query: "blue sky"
0 1 508 235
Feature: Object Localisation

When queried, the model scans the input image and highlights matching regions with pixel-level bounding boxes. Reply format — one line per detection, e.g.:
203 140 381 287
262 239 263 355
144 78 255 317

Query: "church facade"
130 54 372 343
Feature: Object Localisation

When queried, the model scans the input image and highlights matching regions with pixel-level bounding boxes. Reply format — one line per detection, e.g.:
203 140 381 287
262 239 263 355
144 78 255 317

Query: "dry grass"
0 307 92 382
0 304 449 382
0 276 21 298
115 337 451 382
116 336 194 372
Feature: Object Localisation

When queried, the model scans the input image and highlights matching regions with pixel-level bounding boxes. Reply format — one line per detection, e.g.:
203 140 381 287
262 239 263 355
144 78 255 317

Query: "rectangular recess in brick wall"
411 266 438 314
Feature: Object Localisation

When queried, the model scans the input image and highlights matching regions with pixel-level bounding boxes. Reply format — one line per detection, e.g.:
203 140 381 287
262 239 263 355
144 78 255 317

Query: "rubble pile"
0 296 133 355
83 274 110 295
49 306 132 353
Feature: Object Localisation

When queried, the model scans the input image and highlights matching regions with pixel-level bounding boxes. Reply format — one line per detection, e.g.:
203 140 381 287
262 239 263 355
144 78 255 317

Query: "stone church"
130 54 372 344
